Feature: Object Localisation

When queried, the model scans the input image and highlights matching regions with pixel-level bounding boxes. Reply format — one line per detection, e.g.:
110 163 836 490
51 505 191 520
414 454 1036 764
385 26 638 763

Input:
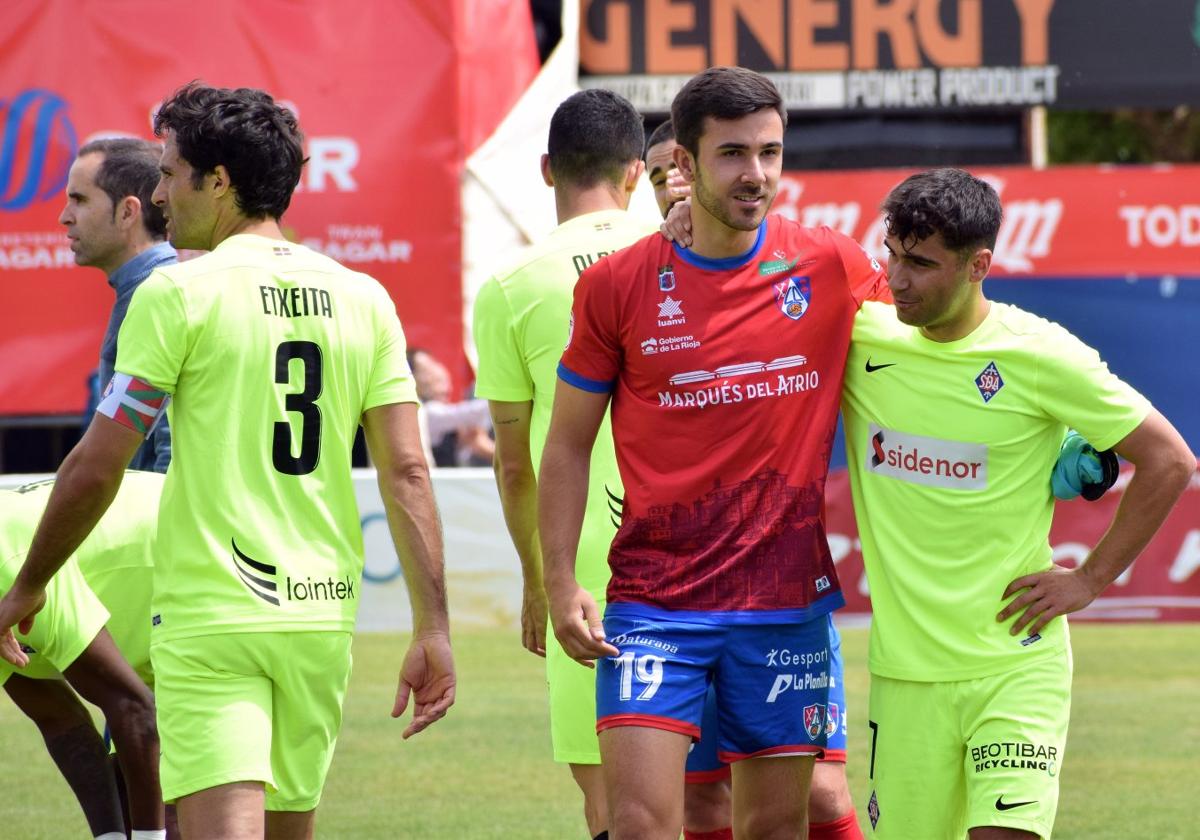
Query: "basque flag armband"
96 372 170 438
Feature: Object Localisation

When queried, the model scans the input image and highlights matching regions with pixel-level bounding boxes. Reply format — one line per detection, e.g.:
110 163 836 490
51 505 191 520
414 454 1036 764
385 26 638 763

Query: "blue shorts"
598 605 833 763
685 615 849 782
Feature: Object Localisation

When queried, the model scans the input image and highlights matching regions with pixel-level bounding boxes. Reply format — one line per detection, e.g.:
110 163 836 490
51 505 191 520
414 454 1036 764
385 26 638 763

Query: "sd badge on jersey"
975 361 1005 403
658 264 676 291
773 276 811 320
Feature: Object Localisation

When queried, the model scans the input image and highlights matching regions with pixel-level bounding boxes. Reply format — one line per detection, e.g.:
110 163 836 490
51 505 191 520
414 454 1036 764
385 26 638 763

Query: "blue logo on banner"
0 90 77 211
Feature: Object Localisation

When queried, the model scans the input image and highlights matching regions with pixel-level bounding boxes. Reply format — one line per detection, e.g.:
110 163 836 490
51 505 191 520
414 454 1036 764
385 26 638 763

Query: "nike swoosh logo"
995 797 1038 811
865 358 896 373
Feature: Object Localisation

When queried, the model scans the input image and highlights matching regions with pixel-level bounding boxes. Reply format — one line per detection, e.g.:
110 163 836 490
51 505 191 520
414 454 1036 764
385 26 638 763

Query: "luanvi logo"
232 538 280 606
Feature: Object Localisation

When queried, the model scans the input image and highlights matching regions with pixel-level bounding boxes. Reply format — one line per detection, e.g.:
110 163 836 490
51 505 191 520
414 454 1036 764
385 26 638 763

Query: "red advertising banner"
0 1 537 417
776 164 1200 279
826 468 1200 622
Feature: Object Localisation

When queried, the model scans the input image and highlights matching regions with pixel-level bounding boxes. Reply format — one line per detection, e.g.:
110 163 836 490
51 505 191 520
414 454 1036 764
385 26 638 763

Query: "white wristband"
131 831 168 840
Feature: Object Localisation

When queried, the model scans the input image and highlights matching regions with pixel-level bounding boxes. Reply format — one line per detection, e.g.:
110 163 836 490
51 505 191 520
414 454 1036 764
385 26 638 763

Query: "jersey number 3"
273 340 323 475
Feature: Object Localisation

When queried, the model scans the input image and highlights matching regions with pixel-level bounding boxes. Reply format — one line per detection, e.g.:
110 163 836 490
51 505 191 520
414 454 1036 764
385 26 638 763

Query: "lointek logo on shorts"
868 424 987 490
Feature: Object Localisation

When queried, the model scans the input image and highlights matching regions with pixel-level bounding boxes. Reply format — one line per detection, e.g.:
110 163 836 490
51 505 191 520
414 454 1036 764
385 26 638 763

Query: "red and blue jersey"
559 216 888 621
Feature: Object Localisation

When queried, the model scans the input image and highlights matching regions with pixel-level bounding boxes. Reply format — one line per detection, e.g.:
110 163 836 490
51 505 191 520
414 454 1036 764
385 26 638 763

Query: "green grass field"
2 625 1195 838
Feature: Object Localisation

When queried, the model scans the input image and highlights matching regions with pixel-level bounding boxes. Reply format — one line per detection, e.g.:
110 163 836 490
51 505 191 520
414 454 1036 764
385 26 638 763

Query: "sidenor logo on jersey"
232 538 356 606
868 424 987 490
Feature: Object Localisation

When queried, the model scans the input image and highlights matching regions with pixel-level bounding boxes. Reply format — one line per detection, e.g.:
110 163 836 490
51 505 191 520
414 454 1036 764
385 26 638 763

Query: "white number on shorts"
615 652 665 701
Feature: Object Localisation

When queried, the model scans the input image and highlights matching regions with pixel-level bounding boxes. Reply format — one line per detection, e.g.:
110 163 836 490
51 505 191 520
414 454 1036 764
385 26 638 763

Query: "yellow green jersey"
842 301 1150 681
0 471 162 686
116 234 417 643
473 209 652 596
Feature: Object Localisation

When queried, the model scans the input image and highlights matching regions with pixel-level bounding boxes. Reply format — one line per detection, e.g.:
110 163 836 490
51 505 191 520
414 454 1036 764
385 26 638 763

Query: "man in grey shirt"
63 138 176 471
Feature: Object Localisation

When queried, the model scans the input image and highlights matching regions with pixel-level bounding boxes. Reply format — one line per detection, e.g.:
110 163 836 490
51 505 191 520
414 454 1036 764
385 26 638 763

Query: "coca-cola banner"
0 1 537 416
777 164 1200 278
827 468 1200 622
580 0 1200 112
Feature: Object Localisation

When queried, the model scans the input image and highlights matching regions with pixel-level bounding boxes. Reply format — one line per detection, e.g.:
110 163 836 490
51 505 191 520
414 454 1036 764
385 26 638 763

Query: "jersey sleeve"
831 230 891 305
557 260 622 393
472 277 533 402
114 270 189 393
1035 327 1152 451
364 284 419 411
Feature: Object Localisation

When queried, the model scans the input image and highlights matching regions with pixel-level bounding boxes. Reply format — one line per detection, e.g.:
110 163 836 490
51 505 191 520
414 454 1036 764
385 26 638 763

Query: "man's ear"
673 145 696 184
540 154 554 188
623 159 646 195
116 195 141 230
969 248 993 285
210 164 231 199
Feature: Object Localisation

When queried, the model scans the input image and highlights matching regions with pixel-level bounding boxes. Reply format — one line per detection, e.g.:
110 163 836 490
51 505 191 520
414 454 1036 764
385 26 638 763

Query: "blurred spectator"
64 138 175 471
407 348 494 467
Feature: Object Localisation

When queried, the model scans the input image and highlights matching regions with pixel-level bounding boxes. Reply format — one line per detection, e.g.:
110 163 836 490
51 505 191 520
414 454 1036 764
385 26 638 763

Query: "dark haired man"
474 88 650 840
540 66 889 839
61 138 175 471
0 83 455 840
842 167 1194 839
647 119 865 840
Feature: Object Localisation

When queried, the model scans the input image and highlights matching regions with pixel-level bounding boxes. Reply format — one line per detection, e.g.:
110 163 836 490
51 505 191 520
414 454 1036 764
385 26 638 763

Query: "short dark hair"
882 168 1003 254
153 83 306 220
547 89 645 188
644 119 675 159
671 67 787 156
77 138 167 239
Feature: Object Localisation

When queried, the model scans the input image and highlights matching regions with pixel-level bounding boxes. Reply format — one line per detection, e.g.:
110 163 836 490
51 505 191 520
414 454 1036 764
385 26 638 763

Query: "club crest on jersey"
773 276 811 320
975 361 1005 403
657 264 676 291
803 704 826 740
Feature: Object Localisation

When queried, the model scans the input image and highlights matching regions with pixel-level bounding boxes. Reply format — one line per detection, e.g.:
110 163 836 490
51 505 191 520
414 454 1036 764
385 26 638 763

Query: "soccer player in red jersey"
539 67 888 839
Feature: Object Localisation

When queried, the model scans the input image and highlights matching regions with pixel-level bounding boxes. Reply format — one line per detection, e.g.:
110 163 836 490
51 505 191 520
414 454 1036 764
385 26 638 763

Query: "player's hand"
393 630 456 739
521 583 548 657
665 169 691 207
0 586 46 667
545 579 618 667
998 564 1105 638
660 198 693 248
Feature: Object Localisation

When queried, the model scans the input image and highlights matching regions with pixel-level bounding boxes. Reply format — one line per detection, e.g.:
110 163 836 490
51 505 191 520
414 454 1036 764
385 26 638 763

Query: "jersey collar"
672 220 766 272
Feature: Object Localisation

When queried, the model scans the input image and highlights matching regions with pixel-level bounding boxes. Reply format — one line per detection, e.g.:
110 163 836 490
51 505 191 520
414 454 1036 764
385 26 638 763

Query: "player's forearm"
494 456 543 589
17 448 124 592
379 458 450 635
1079 448 1194 592
537 441 591 592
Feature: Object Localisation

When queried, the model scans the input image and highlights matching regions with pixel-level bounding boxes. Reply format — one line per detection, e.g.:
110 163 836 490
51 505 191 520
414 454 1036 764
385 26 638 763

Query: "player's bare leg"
600 726 690 840
176 782 263 840
265 808 316 839
684 778 731 838
969 828 1039 839
569 762 608 837
730 755 815 840
808 761 863 838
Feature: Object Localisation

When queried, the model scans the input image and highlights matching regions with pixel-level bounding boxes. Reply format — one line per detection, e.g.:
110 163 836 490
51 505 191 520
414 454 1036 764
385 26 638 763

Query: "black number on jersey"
273 340 323 475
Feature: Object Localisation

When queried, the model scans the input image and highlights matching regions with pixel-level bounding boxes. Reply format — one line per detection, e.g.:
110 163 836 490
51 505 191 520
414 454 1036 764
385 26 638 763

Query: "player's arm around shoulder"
1000 409 1195 636
362 401 455 738
538 383 618 667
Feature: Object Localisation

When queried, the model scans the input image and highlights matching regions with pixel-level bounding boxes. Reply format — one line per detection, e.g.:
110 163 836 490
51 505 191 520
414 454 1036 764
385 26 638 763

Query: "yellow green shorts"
0 555 108 686
545 597 605 765
866 648 1072 840
151 630 353 811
